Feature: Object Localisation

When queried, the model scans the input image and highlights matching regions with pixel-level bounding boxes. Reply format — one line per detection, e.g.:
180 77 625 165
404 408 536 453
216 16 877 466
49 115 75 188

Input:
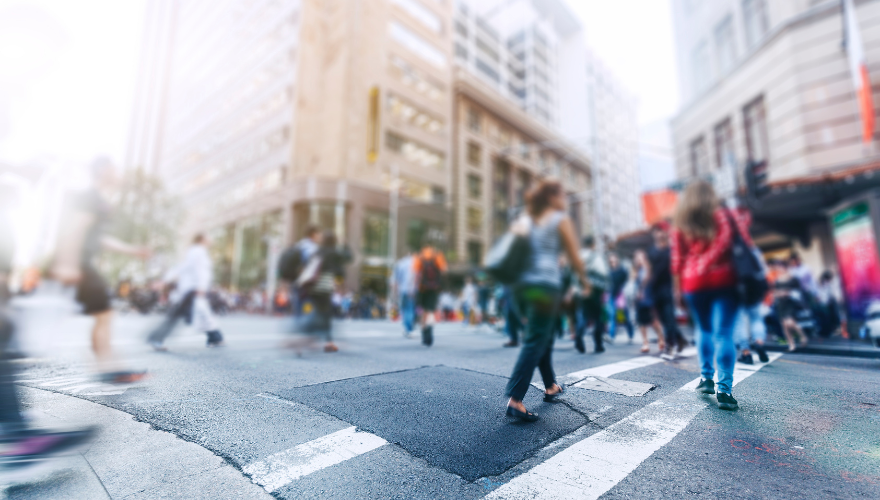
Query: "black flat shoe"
506 406 539 422
543 383 565 402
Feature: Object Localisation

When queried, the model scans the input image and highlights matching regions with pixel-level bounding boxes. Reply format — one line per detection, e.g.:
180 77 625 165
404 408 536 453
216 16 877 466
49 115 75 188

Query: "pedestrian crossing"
238 351 781 496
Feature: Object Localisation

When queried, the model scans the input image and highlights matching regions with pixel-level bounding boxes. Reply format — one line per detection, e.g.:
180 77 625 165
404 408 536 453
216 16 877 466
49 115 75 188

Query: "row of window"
691 0 769 94
389 55 445 102
689 95 767 176
387 93 444 135
386 132 445 170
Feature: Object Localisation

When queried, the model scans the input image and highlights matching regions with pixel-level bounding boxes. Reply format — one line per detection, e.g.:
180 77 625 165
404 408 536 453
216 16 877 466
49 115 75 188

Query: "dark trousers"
148 292 196 344
576 289 606 351
0 311 24 433
505 286 559 401
504 288 522 343
654 292 685 349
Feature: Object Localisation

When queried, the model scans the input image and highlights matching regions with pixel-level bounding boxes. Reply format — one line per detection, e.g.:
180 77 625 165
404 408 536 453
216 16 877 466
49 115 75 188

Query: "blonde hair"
673 180 718 240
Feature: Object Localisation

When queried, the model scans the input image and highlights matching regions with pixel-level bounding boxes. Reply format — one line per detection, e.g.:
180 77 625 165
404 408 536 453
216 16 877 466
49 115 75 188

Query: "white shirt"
461 283 477 307
165 244 213 302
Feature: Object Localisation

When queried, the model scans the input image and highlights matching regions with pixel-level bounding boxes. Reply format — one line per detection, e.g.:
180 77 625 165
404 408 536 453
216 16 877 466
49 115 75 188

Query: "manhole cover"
277 366 587 480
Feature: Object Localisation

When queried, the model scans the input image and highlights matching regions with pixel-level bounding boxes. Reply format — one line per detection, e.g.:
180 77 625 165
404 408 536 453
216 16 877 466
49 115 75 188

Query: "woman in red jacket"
671 180 751 411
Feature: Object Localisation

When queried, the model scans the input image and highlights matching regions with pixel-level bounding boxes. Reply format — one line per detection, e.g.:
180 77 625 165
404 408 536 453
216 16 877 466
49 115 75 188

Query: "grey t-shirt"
519 211 564 289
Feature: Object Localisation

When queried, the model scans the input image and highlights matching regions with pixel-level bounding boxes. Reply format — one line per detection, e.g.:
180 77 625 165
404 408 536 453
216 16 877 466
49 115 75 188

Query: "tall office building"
129 0 637 292
670 0 879 296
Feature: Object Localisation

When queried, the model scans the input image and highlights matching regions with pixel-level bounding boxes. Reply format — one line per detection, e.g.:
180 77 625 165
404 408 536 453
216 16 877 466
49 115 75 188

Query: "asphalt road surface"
6 314 880 499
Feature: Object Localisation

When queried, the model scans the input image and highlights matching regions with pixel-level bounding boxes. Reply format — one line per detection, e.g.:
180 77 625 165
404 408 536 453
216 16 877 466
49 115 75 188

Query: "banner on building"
641 189 678 226
843 0 876 144
831 201 880 322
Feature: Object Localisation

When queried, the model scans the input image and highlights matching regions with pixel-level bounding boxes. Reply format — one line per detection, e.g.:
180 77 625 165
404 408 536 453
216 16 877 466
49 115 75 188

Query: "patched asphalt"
277 365 588 481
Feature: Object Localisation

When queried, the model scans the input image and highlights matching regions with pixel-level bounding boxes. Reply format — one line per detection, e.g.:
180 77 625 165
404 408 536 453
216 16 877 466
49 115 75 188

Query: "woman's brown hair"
672 179 719 240
526 179 563 217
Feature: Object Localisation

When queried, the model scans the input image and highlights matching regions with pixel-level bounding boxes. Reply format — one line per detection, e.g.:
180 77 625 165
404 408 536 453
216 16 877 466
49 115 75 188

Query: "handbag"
484 230 531 285
725 209 769 307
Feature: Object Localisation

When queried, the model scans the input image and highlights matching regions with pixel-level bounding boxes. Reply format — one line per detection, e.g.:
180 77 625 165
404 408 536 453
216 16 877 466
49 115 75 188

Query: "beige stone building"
671 0 880 268
129 0 595 293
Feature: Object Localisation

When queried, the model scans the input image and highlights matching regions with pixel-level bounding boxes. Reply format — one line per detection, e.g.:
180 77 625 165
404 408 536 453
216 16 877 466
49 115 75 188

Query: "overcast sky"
0 0 679 187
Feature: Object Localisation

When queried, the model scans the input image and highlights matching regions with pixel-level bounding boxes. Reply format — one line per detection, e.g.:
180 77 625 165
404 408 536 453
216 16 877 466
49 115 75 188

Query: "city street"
5 314 880 499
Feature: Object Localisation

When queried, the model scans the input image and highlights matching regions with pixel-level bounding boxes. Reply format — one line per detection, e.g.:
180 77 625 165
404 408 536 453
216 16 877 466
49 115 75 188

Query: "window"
689 136 708 176
387 94 444 135
386 132 445 169
476 59 500 84
454 20 467 37
743 96 768 164
476 38 499 63
742 0 769 48
493 160 512 239
467 174 482 199
467 207 483 234
455 43 467 60
431 186 445 204
389 56 444 101
515 171 531 208
391 0 442 34
390 22 446 67
467 241 483 266
691 40 711 93
519 142 530 160
362 211 389 257
714 15 736 74
468 107 481 132
714 118 735 170
467 142 481 166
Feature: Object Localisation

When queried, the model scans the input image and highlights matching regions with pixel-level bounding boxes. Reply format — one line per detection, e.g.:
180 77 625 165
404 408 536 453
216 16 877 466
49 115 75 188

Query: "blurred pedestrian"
477 276 491 327
147 234 225 351
51 158 150 384
671 180 747 410
289 231 346 353
461 276 476 325
769 259 809 351
608 253 634 344
633 249 663 354
504 180 589 422
647 222 679 356
574 235 608 354
413 241 447 346
815 270 841 337
392 249 417 337
0 187 96 479
278 225 322 315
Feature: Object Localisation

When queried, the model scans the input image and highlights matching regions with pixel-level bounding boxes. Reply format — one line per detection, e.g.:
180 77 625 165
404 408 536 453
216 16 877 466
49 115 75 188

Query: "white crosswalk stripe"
18 375 128 396
485 352 783 500
242 426 387 493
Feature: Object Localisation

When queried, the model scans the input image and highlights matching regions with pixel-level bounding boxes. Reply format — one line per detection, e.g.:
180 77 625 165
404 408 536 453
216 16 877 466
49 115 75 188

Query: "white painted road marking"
18 375 128 396
487 352 783 500
243 426 387 493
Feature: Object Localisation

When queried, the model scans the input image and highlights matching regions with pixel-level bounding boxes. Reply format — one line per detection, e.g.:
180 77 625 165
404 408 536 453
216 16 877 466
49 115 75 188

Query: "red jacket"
671 208 753 294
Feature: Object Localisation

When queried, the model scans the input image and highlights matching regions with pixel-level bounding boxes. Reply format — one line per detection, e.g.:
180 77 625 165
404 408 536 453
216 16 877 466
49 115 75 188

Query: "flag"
843 0 876 144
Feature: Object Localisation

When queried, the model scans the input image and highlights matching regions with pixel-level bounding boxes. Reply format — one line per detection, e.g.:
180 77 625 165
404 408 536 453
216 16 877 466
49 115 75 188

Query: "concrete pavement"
5 314 880 499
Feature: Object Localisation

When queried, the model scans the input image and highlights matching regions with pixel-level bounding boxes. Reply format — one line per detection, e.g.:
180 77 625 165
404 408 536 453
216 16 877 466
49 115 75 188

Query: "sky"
0 0 679 188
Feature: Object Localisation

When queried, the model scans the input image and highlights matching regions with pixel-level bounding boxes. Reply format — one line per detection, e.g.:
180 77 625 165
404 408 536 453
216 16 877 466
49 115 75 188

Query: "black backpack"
725 210 769 307
485 232 531 285
278 244 306 282
419 255 442 292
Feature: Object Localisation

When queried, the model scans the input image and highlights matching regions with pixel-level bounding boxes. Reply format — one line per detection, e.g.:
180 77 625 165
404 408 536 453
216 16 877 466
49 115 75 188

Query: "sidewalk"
764 336 880 359
4 387 271 500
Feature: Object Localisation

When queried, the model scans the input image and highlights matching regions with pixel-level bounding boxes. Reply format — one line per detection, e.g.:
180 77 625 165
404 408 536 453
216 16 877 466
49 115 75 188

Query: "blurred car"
862 301 880 348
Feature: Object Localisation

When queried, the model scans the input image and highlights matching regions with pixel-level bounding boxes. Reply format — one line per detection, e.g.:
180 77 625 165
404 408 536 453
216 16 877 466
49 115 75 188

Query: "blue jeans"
685 287 739 394
505 286 559 401
504 288 522 343
736 304 766 351
461 304 471 324
400 293 416 333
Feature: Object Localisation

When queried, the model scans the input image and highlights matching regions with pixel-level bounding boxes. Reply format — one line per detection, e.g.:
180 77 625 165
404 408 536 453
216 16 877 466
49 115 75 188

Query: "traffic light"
745 160 770 200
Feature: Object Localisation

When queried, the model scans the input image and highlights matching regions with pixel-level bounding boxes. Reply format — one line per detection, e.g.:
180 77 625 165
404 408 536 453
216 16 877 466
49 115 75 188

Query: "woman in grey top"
505 180 589 422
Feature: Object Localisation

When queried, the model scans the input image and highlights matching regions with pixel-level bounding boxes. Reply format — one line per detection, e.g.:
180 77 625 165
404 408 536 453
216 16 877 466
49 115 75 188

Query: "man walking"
392 249 417 337
414 241 447 346
148 234 224 350
648 222 687 357
575 236 608 353
278 225 322 315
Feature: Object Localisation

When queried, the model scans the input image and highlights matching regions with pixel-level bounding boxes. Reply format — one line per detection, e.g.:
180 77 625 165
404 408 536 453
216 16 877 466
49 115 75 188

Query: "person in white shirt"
460 277 477 325
147 234 224 350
